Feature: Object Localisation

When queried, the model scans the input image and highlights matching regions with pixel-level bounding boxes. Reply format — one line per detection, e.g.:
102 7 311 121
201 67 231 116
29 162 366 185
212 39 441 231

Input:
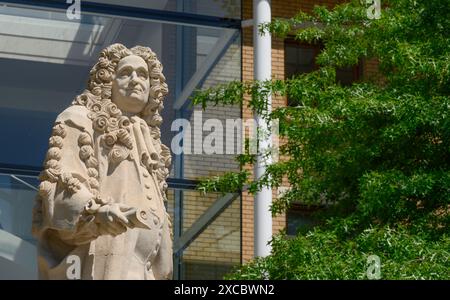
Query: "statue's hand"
95 203 134 236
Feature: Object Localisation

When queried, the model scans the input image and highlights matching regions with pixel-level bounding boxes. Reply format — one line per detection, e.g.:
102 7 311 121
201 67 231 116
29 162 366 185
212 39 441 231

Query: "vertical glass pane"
180 34 241 180
182 190 219 233
0 174 37 244
181 195 240 279
166 189 176 226
336 67 358 86
284 44 317 76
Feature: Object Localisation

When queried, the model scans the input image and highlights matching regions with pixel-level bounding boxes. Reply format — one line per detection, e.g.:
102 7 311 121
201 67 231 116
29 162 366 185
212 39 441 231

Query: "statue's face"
112 55 150 114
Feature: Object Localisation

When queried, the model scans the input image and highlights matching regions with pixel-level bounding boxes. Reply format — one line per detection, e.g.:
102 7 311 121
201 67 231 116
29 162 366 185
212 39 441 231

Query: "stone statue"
32 44 173 280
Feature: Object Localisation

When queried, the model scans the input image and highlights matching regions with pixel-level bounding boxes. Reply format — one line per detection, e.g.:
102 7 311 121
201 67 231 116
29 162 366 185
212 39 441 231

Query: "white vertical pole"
253 0 272 258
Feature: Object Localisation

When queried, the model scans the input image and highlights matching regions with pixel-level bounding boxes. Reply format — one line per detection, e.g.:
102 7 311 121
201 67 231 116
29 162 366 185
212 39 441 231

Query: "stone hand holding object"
94 203 156 236
95 203 133 236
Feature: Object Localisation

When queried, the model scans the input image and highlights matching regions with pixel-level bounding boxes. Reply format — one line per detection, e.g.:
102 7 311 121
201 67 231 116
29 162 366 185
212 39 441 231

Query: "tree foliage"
193 0 449 279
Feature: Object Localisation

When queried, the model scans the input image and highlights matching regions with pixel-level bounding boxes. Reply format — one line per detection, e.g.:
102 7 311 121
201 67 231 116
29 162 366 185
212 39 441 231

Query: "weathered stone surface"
32 44 172 280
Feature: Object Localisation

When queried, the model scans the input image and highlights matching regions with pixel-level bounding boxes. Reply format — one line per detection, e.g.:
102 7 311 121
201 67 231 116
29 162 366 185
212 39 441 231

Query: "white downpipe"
253 0 272 258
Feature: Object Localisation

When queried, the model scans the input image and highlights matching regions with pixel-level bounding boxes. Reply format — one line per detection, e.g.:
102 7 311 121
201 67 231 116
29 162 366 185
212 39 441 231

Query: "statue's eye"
118 67 132 77
151 76 159 81
119 72 127 78
138 71 148 79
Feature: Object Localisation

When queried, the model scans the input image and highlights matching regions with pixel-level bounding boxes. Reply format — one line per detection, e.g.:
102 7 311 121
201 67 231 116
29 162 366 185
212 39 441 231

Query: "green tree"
193 0 449 279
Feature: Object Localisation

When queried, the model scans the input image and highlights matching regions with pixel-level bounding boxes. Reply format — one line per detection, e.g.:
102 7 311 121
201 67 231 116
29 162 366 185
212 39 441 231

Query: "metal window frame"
0 164 201 190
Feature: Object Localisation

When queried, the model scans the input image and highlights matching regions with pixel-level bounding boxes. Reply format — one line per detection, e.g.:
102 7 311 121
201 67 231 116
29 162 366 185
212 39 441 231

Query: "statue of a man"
32 44 173 280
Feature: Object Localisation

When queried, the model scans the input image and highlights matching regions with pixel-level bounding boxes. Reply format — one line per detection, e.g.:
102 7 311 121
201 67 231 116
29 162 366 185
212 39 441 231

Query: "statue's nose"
130 71 139 83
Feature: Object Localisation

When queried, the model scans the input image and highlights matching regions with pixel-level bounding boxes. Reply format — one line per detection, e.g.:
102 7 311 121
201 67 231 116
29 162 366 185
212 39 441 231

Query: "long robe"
32 105 172 280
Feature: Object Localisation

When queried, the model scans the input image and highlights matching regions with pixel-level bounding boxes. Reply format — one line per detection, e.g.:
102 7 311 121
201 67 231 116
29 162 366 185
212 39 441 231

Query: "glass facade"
0 0 242 279
0 174 38 244
182 198 241 279
87 0 242 19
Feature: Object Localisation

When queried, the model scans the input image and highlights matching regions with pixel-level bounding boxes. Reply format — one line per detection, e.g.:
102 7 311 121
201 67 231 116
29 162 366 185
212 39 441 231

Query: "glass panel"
182 190 221 233
0 174 37 244
287 206 321 236
0 5 240 174
180 33 241 180
336 67 358 86
285 45 298 64
180 102 241 180
285 43 317 77
166 189 176 226
85 0 241 19
181 195 240 279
